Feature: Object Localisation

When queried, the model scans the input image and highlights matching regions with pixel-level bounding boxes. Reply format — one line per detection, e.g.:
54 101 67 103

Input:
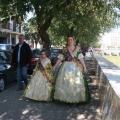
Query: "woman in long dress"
52 35 90 103
24 50 54 101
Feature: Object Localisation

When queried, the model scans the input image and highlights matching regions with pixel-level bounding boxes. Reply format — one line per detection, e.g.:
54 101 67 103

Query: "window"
5 51 12 62
0 52 7 60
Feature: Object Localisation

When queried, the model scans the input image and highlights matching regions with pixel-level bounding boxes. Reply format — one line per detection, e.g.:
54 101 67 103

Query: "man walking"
12 34 32 91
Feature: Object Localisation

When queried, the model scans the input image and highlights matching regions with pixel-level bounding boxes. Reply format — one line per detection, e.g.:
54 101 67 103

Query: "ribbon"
63 48 83 71
38 61 54 85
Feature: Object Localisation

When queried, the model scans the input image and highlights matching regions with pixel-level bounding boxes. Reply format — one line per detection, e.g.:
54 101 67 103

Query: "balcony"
1 22 13 30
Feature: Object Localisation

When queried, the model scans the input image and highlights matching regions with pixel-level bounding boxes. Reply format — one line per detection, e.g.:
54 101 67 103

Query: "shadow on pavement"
0 60 101 120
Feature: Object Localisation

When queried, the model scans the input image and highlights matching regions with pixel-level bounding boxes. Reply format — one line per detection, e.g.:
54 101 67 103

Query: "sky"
26 12 34 19
100 27 120 47
112 27 120 33
25 12 34 22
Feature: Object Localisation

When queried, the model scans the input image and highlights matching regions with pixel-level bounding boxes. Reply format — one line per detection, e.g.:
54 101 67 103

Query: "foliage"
0 0 120 47
49 0 119 46
23 18 39 41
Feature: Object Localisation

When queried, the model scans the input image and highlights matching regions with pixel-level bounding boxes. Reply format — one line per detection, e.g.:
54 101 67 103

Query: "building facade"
110 33 120 48
0 20 22 45
100 32 120 49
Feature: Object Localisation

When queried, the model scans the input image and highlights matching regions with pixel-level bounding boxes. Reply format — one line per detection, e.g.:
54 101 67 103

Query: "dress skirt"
54 61 90 103
24 71 53 101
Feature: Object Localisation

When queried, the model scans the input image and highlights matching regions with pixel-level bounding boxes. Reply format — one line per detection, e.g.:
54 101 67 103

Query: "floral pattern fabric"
54 46 90 103
24 58 54 101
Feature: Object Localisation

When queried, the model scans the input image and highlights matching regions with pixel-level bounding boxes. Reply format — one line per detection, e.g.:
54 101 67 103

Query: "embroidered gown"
54 46 90 103
24 58 54 101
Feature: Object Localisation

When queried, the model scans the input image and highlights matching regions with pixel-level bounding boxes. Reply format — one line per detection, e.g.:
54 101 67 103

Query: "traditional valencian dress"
24 58 54 101
54 46 90 103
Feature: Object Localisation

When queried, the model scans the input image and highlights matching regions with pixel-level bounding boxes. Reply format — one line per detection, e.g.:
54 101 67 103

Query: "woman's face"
41 52 46 59
67 37 74 46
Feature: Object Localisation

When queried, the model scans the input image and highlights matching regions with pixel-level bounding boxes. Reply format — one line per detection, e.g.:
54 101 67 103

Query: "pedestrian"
89 47 94 59
52 34 90 103
12 34 32 91
81 46 86 59
24 49 54 101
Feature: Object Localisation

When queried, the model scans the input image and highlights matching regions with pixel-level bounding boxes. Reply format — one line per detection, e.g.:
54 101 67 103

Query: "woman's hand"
32 69 36 75
52 66 56 73
84 68 87 74
79 57 87 74
52 59 62 73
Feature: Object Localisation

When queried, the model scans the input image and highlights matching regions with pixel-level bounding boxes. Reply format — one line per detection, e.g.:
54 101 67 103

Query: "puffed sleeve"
78 53 84 59
75 46 84 59
57 54 64 60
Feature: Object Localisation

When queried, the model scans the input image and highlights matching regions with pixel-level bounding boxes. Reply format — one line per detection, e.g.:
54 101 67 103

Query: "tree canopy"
0 0 120 49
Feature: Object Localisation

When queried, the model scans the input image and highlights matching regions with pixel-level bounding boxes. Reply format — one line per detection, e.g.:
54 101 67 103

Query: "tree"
23 17 40 48
0 0 120 53
49 0 119 47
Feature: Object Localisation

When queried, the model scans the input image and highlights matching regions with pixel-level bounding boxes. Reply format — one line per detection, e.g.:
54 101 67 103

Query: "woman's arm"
79 57 87 74
52 59 62 72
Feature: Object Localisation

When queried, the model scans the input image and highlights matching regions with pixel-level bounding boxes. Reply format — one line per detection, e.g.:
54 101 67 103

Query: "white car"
85 48 93 60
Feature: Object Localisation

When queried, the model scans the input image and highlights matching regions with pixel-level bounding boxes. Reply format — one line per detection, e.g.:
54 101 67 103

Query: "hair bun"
40 49 46 53
67 34 74 38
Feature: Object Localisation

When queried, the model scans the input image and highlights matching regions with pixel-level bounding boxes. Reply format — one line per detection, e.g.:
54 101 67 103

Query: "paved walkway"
0 60 101 120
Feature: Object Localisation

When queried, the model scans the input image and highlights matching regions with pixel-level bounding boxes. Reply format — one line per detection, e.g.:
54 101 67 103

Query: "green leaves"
0 0 119 47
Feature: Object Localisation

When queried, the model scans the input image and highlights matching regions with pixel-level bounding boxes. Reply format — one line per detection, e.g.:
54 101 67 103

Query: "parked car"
0 50 17 91
49 48 62 66
0 44 14 52
27 49 41 75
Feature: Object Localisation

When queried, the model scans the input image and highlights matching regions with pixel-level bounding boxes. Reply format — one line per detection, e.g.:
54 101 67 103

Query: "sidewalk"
0 60 101 120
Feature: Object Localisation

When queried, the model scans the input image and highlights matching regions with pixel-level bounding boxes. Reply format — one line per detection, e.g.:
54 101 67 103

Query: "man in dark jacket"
12 34 32 91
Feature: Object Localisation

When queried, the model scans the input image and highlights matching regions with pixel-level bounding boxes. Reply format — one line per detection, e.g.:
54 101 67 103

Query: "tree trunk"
37 16 53 57
39 30 51 57
35 43 37 49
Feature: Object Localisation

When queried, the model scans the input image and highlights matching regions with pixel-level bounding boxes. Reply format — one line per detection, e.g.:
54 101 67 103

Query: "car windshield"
0 44 14 51
52 49 59 53
51 49 61 54
32 49 41 58
49 49 62 58
0 51 12 63
0 51 7 60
